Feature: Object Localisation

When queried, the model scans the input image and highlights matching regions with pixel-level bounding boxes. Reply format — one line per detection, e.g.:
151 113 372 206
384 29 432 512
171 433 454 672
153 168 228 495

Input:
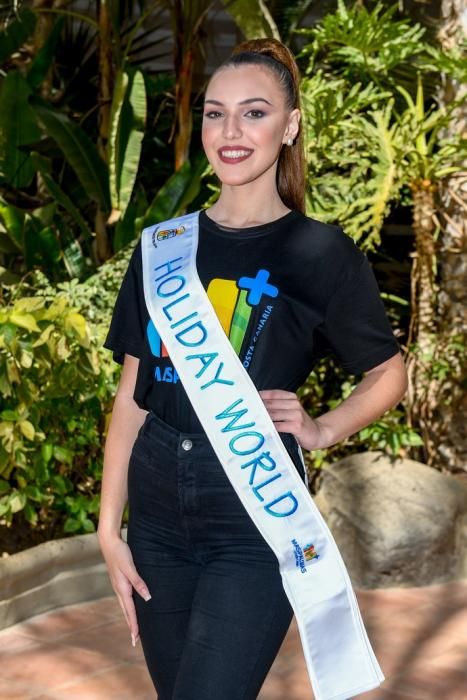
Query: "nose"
222 113 242 140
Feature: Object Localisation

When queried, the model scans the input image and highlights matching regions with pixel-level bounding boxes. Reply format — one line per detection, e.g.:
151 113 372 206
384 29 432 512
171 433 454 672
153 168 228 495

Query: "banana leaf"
28 94 111 213
0 71 41 189
119 70 146 216
0 201 24 251
108 69 130 210
22 215 60 270
31 154 90 237
142 151 209 228
109 68 147 219
54 217 87 279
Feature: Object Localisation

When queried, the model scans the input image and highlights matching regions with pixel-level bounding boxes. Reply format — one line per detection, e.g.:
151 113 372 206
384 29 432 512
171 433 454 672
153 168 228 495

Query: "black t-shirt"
103 208 401 432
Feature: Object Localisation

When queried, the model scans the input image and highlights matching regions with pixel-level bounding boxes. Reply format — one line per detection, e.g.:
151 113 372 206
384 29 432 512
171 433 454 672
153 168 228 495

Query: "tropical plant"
298 0 427 90
0 0 283 284
297 0 467 470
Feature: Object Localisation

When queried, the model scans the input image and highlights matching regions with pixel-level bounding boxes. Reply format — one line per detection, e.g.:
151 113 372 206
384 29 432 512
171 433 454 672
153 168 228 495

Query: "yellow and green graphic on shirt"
207 278 252 355
147 269 279 366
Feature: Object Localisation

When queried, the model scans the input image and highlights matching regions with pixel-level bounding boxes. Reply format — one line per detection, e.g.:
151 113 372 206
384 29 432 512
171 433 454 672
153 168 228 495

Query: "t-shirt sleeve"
320 254 402 374
102 239 146 365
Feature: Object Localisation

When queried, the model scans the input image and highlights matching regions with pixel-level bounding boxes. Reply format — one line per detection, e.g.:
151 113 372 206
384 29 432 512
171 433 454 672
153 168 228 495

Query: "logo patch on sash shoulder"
157 225 186 242
291 538 320 573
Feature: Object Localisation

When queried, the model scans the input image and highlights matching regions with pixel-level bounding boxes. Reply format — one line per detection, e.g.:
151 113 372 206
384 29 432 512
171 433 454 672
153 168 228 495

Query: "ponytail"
216 38 306 214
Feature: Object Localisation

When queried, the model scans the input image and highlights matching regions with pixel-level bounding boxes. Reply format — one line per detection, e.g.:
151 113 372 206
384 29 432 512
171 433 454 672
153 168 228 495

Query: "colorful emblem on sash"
303 542 319 561
291 538 319 573
156 225 186 241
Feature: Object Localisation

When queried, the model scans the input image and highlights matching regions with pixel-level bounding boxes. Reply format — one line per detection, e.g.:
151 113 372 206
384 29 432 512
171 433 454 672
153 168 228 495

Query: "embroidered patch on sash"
303 542 319 561
291 538 319 573
156 225 186 242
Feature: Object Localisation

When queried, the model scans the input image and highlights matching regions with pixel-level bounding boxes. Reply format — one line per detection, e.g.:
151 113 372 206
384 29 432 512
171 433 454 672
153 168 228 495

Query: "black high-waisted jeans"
126 410 307 700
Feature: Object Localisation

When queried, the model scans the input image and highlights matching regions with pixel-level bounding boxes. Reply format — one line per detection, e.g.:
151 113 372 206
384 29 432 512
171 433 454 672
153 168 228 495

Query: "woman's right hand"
97 533 152 647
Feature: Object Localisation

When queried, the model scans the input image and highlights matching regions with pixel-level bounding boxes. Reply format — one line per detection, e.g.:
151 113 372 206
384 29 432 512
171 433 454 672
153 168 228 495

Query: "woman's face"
201 63 300 187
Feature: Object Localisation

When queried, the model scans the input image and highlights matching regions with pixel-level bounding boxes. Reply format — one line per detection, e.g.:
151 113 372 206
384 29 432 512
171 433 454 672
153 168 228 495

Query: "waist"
144 409 299 455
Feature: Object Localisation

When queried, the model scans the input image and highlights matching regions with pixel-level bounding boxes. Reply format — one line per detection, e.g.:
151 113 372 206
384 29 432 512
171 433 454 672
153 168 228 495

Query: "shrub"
0 242 135 535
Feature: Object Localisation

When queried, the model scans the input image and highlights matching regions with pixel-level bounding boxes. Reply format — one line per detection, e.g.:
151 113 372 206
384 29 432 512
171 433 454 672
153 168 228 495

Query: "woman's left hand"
258 389 325 451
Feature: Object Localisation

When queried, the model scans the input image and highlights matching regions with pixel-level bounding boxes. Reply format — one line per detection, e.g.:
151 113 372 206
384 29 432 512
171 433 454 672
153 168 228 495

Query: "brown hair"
213 38 306 214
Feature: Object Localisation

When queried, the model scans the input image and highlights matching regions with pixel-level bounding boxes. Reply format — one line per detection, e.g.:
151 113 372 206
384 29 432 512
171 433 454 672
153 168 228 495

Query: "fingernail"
131 633 136 647
143 591 152 602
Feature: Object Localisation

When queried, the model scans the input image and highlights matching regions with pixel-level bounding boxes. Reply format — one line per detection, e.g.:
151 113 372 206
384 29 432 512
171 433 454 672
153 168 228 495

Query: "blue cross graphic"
238 269 279 306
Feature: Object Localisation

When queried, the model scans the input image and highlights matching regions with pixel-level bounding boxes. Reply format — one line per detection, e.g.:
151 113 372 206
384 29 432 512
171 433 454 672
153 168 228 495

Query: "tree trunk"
94 0 113 263
405 181 439 466
170 0 212 172
432 0 467 473
174 47 194 171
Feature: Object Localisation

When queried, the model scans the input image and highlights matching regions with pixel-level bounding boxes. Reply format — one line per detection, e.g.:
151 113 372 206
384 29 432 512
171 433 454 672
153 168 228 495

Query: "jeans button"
181 439 193 451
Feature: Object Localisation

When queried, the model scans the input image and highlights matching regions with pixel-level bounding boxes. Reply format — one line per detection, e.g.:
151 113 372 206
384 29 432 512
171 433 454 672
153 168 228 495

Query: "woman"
98 38 408 699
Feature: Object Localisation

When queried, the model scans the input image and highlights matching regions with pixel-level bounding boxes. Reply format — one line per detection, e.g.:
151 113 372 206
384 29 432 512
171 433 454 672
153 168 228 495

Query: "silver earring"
287 137 293 146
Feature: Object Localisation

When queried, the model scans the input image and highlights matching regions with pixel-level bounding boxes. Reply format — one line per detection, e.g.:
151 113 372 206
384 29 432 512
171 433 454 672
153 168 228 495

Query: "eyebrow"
204 97 273 106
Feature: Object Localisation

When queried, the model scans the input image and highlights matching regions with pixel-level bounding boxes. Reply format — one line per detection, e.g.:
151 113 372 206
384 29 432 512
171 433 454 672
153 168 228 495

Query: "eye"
204 110 222 119
246 109 265 118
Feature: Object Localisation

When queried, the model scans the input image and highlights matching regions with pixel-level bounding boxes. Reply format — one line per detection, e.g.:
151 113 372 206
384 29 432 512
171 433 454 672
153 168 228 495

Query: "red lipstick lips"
217 146 253 164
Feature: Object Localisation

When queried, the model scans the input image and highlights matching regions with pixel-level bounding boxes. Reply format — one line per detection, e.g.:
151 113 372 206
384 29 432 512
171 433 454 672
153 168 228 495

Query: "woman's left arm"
259 351 408 451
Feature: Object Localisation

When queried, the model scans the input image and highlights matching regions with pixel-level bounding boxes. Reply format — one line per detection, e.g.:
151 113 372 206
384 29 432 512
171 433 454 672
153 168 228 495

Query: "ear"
283 108 301 143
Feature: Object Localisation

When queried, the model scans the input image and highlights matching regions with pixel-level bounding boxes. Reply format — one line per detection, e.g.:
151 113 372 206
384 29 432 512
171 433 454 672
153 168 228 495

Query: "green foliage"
0 0 284 286
421 43 467 84
297 0 426 87
0 8 37 65
0 70 42 189
0 245 135 532
0 5 185 283
297 1 466 250
142 150 209 229
29 94 111 214
394 76 467 182
222 0 280 39
301 72 401 248
109 68 147 222
32 154 90 239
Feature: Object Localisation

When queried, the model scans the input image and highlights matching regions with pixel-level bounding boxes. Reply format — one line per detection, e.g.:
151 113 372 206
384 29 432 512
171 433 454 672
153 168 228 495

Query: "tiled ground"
0 580 466 700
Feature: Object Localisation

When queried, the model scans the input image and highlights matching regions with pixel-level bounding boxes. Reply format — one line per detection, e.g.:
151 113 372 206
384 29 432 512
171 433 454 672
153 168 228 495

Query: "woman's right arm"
97 353 152 646
97 353 147 541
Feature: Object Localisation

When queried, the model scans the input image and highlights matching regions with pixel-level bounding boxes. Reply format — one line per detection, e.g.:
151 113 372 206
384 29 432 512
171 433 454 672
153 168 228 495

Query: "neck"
207 169 291 228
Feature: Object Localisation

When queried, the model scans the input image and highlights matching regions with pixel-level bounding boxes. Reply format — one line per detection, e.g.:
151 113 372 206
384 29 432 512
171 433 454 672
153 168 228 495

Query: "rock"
0 529 128 630
313 451 467 589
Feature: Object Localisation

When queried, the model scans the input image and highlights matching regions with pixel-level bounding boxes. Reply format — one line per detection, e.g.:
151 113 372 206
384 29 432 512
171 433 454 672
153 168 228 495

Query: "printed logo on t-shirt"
147 268 279 383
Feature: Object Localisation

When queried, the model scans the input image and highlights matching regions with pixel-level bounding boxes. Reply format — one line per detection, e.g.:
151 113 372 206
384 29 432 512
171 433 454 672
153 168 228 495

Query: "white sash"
141 210 385 700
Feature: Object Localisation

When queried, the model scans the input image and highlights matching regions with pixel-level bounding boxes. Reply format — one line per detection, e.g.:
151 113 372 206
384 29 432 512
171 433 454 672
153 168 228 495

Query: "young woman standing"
98 38 407 699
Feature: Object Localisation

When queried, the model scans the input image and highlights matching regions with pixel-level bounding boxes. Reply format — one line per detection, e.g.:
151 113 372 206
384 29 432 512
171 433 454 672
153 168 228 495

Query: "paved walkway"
1 580 466 699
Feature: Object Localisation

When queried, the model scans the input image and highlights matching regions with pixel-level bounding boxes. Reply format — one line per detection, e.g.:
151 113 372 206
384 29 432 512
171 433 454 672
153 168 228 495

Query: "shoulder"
129 236 142 267
287 211 366 284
